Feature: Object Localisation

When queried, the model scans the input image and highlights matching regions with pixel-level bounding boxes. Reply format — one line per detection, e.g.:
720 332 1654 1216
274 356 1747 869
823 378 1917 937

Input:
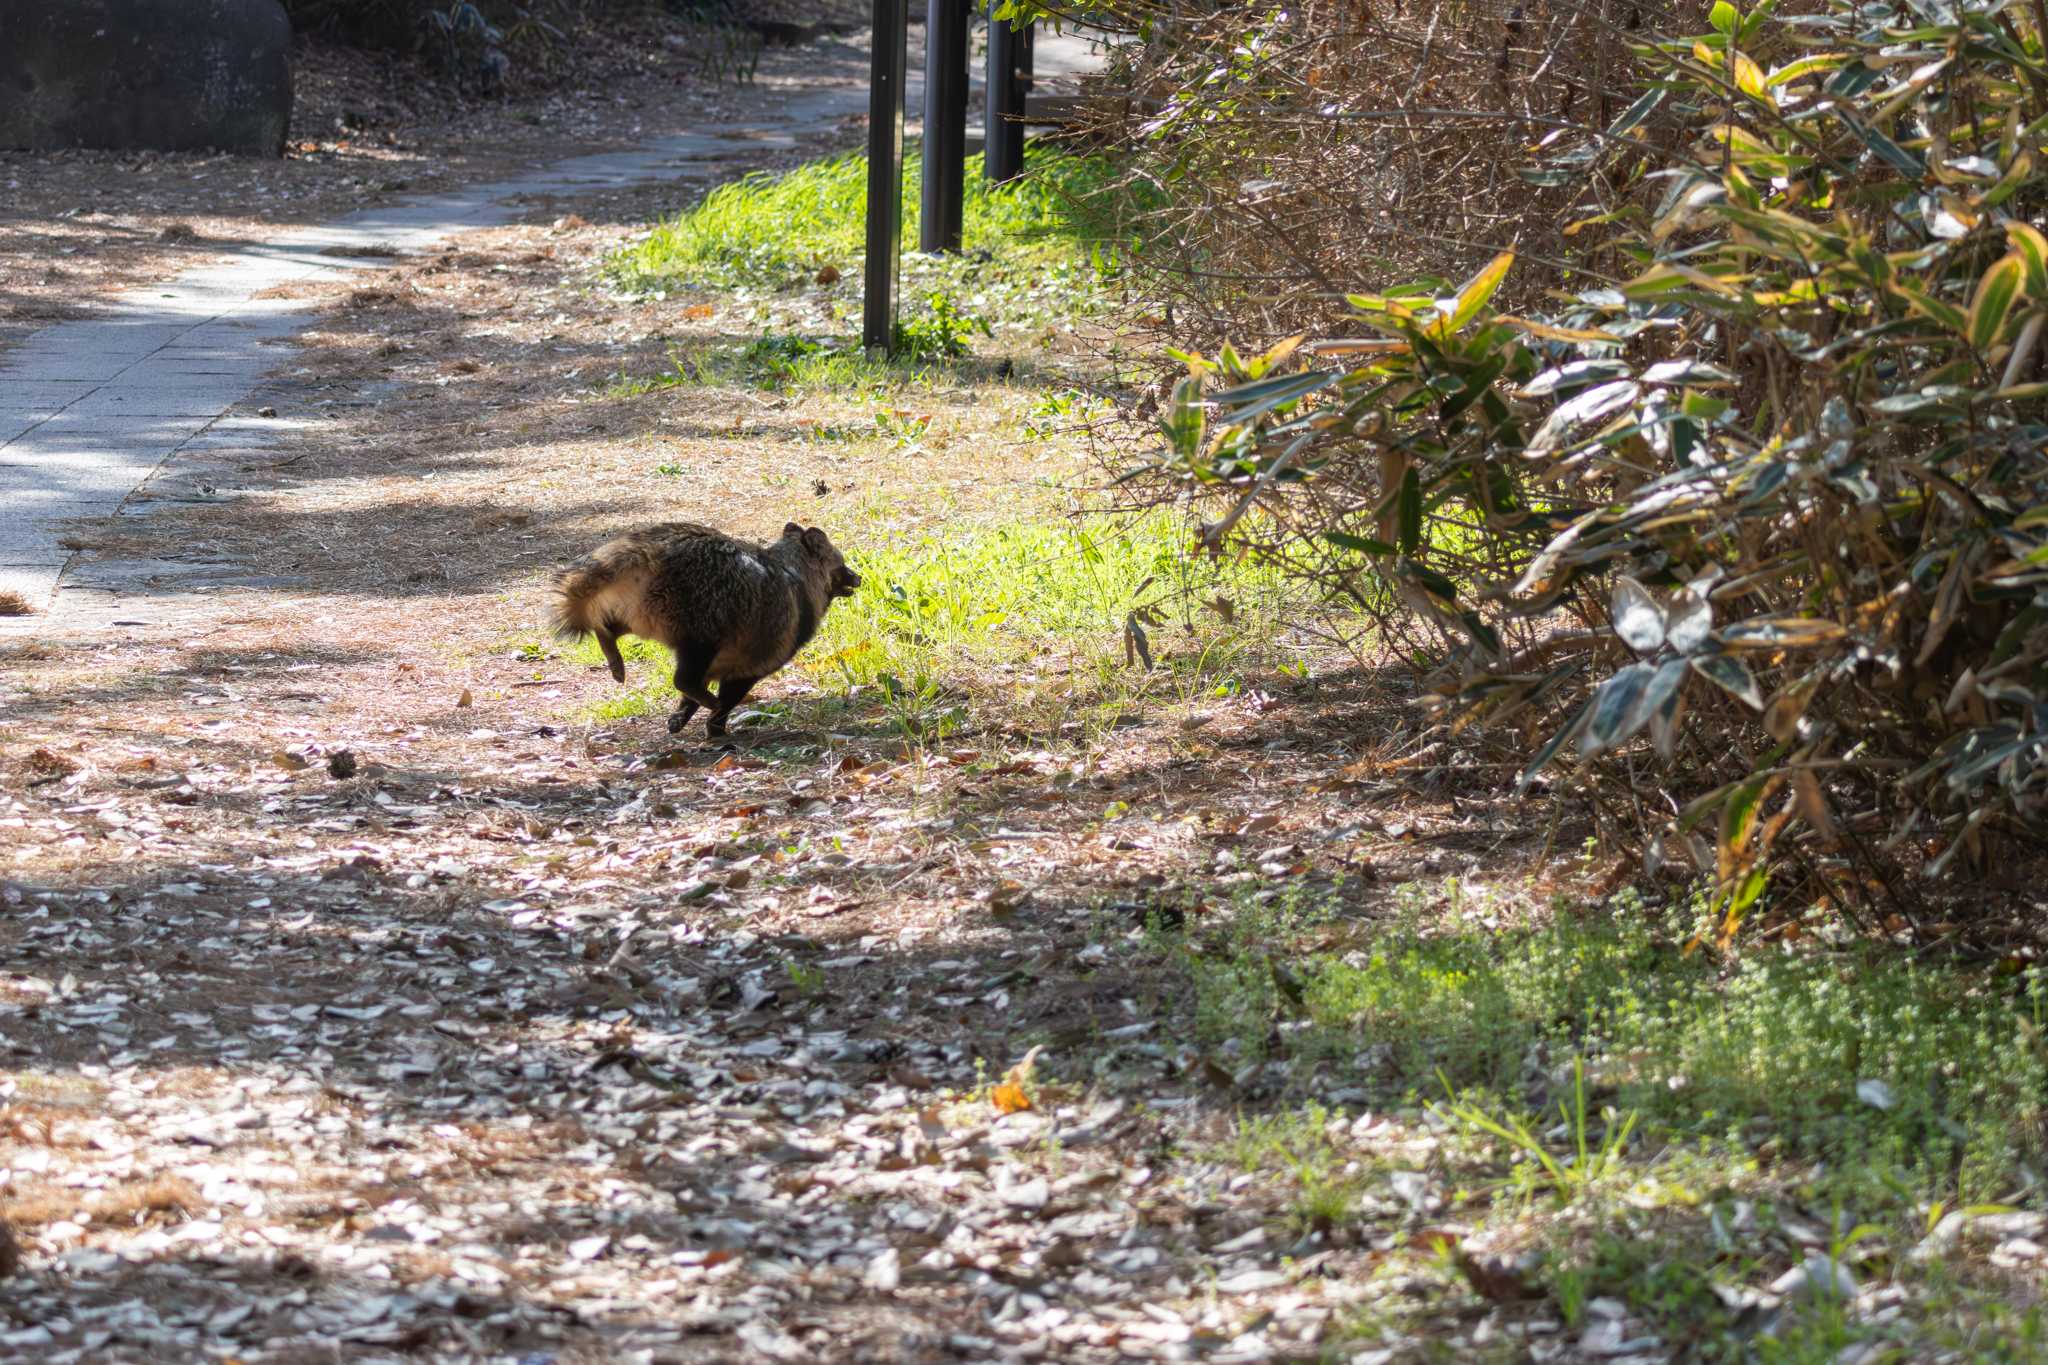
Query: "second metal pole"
984 6 1025 184
920 0 969 252
863 0 910 352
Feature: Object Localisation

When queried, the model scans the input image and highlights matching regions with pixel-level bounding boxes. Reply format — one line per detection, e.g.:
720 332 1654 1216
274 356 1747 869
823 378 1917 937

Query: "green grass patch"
606 144 1133 331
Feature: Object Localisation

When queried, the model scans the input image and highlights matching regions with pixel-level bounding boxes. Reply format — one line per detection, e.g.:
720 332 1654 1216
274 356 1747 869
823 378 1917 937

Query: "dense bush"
1086 0 2048 931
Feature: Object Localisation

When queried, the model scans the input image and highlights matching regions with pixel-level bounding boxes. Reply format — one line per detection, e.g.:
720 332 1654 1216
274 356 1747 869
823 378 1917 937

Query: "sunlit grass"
611 143 1121 290
605 143 1141 336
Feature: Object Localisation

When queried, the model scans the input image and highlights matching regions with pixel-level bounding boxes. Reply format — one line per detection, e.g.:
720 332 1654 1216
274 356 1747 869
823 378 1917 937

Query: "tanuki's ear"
783 522 803 538
802 526 831 552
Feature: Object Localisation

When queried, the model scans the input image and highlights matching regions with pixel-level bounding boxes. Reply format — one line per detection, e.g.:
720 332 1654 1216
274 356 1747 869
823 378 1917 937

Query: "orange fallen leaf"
990 1083 1032 1115
682 303 715 319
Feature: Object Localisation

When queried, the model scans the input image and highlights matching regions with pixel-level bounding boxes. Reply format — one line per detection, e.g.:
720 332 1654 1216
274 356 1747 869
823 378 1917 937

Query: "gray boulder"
1 0 293 157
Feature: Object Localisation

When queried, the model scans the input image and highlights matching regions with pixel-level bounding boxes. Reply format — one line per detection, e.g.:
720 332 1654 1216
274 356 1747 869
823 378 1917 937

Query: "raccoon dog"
551 522 861 737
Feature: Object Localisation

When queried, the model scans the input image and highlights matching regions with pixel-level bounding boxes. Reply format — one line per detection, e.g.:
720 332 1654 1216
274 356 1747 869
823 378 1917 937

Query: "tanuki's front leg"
669 645 719 735
705 675 760 738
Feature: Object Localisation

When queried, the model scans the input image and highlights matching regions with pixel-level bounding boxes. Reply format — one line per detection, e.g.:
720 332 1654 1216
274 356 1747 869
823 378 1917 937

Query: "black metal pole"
863 0 909 352
920 0 969 252
984 6 1025 184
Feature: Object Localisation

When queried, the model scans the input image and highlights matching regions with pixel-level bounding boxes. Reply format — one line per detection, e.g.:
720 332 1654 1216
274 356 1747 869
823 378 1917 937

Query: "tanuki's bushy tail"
551 533 672 683
549 535 659 641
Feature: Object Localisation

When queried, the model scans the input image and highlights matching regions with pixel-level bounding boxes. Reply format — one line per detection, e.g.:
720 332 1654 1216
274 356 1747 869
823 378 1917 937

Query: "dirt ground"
0 20 1588 1365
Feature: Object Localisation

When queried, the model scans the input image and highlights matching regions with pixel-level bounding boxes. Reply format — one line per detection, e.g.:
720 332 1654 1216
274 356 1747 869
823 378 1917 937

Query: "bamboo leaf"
1691 652 1764 709
1718 616 1847 649
1581 663 1657 757
1894 286 1967 335
1515 698 1590 793
1732 50 1768 98
1612 576 1667 652
2007 222 2048 298
1439 252 1515 336
1968 254 2025 351
1915 546 1972 667
1666 589 1714 654
1648 659 1690 761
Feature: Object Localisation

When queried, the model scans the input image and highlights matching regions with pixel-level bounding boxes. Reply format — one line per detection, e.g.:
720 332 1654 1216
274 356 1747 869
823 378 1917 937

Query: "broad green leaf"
1438 251 1515 337
1856 122 1926 177
1968 254 2025 351
1527 380 1641 455
1519 359 1634 398
1691 652 1764 709
1208 370 1336 424
1607 88 1666 139
1767 53 1848 86
1648 659 1689 761
2007 222 2048 298
1720 773 1771 866
1515 699 1589 794
1732 50 1768 98
1895 285 1967 335
1709 0 1739 34
1666 590 1714 653
1641 359 1738 386
1581 663 1658 756
1161 376 1206 459
1612 576 1667 652
1719 616 1847 649
1495 315 1622 344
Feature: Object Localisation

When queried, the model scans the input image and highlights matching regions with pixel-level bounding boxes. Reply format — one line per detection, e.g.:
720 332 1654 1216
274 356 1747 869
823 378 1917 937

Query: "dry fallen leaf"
990 1082 1032 1115
991 1043 1045 1113
456 689 473 708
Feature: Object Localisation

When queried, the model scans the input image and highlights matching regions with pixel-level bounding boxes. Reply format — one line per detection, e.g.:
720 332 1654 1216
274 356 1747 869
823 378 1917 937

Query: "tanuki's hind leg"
668 644 719 735
595 628 627 683
705 675 761 738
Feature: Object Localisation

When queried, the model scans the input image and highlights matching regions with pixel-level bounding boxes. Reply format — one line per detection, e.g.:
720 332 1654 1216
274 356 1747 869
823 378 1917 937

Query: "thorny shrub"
1103 0 2048 936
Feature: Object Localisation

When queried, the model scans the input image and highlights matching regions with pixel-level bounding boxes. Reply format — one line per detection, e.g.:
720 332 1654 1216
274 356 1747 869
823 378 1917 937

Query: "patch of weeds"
1435 1058 1639 1206
1150 880 2048 1353
1205 884 2048 1200
629 333 932 396
1022 388 1110 441
1219 1103 1368 1231
892 291 990 362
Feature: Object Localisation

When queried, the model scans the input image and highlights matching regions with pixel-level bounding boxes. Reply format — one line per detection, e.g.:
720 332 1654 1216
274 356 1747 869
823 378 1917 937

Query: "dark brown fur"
551 522 861 738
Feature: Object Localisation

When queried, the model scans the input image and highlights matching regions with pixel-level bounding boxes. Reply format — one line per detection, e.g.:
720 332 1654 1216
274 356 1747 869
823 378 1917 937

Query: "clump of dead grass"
1 1175 203 1231
0 591 34 617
